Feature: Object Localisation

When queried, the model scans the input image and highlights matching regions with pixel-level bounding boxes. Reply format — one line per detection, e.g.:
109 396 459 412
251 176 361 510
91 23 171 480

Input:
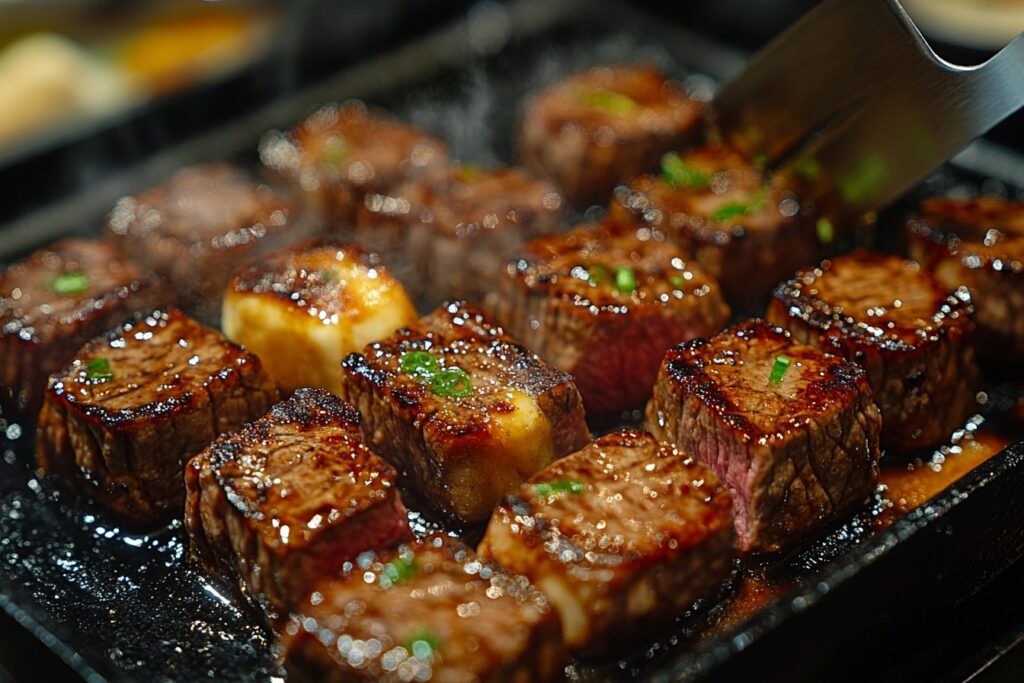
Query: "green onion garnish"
669 274 685 288
792 155 822 181
85 358 114 384
454 163 485 183
431 367 473 399
769 355 792 384
314 268 339 282
48 271 89 296
661 152 709 189
614 266 637 294
752 153 768 170
400 351 440 382
816 217 835 245
404 629 440 659
583 89 639 116
711 202 750 223
321 137 348 165
587 264 610 287
533 479 585 498
381 555 418 587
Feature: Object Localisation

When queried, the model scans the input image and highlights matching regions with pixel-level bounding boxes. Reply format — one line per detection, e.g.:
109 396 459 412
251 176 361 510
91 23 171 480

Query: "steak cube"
519 64 703 207
260 101 448 229
355 164 564 308
645 320 881 552
479 429 734 655
185 388 410 616
280 536 565 683
222 241 418 396
609 145 818 311
37 308 278 527
767 250 977 453
0 239 162 418
492 222 729 415
340 302 590 526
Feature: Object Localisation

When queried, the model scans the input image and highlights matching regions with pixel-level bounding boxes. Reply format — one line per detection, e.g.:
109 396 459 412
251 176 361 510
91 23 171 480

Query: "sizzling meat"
645 320 881 552
0 239 162 418
339 302 590 526
37 309 278 527
479 429 733 655
185 388 410 616
610 145 818 311
492 222 729 415
222 241 417 395
519 65 703 207
280 535 565 683
768 251 977 453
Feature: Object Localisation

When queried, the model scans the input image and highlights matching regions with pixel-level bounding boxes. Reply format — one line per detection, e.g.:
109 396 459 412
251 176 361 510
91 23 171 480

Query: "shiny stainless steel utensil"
712 0 1024 220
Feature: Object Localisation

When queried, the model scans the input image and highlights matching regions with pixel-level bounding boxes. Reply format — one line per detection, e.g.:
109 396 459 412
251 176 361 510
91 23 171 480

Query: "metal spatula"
712 0 1024 220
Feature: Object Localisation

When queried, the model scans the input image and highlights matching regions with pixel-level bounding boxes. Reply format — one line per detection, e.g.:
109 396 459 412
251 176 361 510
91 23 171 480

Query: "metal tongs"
713 0 1024 221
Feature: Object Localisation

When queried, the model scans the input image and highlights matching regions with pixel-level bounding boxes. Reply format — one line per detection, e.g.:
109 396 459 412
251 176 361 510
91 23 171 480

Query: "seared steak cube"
356 165 564 308
519 65 703 207
260 101 448 229
185 388 410 615
767 250 977 453
479 429 733 655
104 163 312 322
280 536 565 683
645 320 881 552
222 241 417 396
0 239 162 418
907 196 1024 367
493 222 729 415
37 309 278 527
340 302 590 526
609 145 818 311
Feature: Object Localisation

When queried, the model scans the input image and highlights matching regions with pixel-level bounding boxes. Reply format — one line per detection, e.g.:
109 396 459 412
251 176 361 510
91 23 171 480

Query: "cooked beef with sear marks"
646 320 881 553
356 165 564 309
610 145 818 311
0 239 163 419
479 429 733 655
907 196 1024 368
185 388 410 616
340 302 589 527
768 250 977 454
37 308 278 527
519 65 703 208
280 535 565 683
222 241 417 396
104 163 312 323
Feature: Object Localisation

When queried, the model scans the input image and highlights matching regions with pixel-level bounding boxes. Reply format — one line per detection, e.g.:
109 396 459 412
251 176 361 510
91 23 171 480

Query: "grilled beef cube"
493 222 729 415
222 241 417 396
519 65 703 207
37 309 278 527
280 536 565 683
340 302 590 526
260 101 448 229
610 146 818 311
104 163 312 323
907 196 1024 367
185 388 410 615
479 429 733 655
767 251 977 453
356 165 564 308
646 320 881 552
0 239 162 418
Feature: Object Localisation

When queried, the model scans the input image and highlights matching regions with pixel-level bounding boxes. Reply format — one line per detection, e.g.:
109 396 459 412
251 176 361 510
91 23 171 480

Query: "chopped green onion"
431 367 473 399
454 163 485 183
583 89 639 116
321 137 348 165
752 153 768 170
381 555 418 587
404 629 440 659
533 479 585 498
48 271 89 296
669 274 685 288
85 358 114 384
400 351 440 382
816 217 835 245
792 156 822 181
769 355 793 384
660 152 709 189
614 266 637 294
587 264 611 287
711 202 750 223
314 268 339 283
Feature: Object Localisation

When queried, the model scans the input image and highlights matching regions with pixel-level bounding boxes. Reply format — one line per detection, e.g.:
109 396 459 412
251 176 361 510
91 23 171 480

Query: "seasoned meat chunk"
37 309 278 527
519 64 703 207
768 251 977 453
222 241 417 395
0 239 162 418
610 145 818 311
104 163 311 323
479 429 733 655
356 164 564 308
280 536 566 683
907 196 1024 367
260 101 448 229
493 222 729 415
185 388 410 616
339 302 590 526
646 320 881 552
